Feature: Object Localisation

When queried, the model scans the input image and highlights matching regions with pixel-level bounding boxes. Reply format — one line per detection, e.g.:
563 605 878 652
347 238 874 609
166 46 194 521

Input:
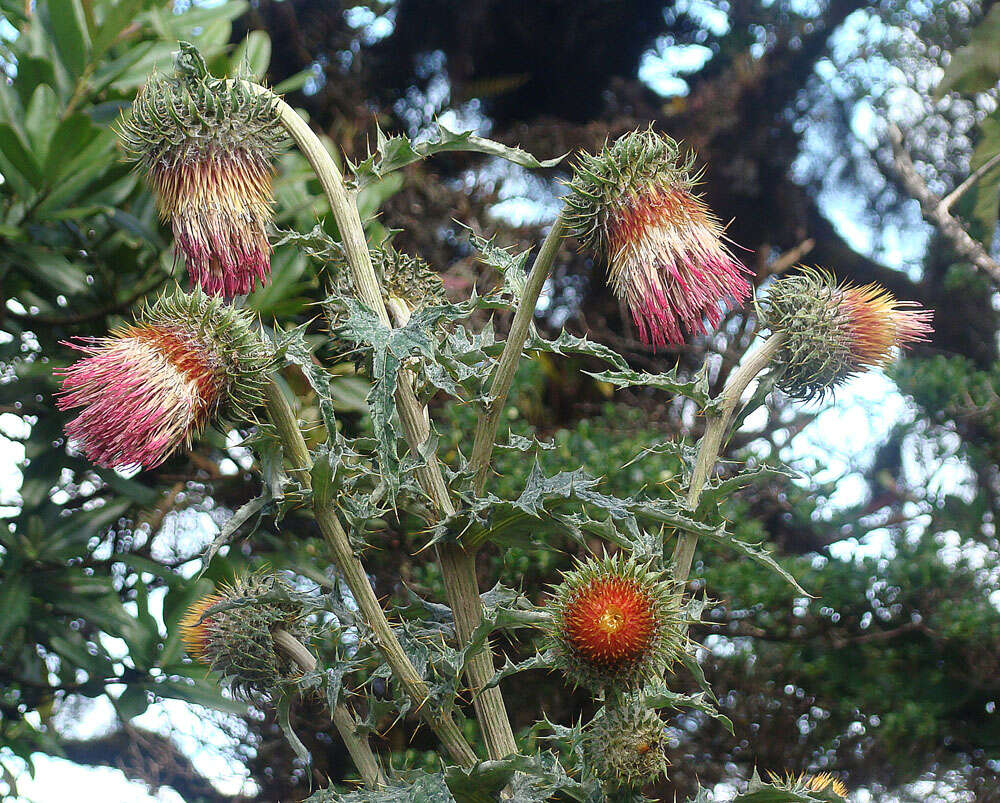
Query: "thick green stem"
264 380 478 766
257 86 518 760
272 628 387 788
469 215 568 498
671 333 785 584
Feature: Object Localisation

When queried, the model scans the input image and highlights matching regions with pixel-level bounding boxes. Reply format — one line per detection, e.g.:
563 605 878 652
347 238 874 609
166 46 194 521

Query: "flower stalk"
469 214 568 497
671 332 785 584
252 84 519 761
271 628 387 789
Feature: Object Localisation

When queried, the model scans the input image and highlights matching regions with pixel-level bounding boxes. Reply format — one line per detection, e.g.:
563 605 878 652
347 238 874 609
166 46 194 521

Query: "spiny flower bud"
119 66 285 296
547 554 685 691
762 267 933 401
330 243 446 313
180 572 311 698
585 702 669 788
564 128 751 348
56 289 272 470
769 772 849 800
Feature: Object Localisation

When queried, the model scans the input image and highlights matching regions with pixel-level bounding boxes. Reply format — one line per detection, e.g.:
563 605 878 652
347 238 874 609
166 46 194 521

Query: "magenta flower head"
564 128 751 347
119 58 285 296
56 289 272 471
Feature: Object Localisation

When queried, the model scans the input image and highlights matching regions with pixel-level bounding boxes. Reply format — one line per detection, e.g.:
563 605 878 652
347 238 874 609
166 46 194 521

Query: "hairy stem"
671 333 785 584
469 215 568 498
258 85 518 760
272 628 387 788
264 380 478 766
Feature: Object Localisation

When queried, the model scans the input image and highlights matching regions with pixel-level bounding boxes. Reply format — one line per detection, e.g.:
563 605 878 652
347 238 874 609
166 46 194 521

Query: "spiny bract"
180 572 311 698
585 702 670 788
761 266 932 401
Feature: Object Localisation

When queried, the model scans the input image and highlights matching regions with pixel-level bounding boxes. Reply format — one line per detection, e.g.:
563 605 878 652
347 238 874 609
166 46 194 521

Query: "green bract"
585 702 670 788
563 127 697 256
760 267 854 401
118 47 285 169
143 287 274 421
182 572 311 699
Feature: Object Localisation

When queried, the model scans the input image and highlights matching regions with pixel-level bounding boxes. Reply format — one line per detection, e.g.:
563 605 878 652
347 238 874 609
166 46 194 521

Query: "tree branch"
887 124 1000 284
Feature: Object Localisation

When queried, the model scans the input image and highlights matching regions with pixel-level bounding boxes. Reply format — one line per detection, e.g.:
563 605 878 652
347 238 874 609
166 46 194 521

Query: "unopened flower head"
56 289 272 470
564 128 751 347
180 572 311 698
762 267 933 400
547 554 685 691
119 62 285 296
769 771 849 801
585 702 670 788
329 242 445 316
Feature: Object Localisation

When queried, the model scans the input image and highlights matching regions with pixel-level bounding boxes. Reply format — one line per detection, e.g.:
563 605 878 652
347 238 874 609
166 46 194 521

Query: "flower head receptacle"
180 572 311 698
564 128 751 347
56 289 272 470
119 68 285 296
762 267 933 400
547 554 685 692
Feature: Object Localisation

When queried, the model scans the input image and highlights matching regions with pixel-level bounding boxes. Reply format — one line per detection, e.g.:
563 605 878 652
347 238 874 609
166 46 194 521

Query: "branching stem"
264 380 478 766
469 215 568 498
255 84 519 760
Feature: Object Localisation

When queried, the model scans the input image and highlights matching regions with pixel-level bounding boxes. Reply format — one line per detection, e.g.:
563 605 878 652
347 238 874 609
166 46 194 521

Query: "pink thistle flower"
57 324 224 470
565 129 751 348
119 71 285 297
148 149 275 297
56 290 271 471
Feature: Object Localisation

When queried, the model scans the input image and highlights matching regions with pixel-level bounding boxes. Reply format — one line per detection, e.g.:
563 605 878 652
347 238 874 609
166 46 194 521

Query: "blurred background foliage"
1 0 1000 801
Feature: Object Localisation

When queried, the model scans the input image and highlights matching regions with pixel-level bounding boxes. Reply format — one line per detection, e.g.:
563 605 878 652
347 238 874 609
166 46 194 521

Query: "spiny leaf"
350 121 563 188
587 364 712 407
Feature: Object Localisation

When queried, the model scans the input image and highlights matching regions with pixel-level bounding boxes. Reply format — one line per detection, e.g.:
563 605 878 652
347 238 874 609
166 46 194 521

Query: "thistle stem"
272 628 387 788
671 332 785 584
469 214 568 498
264 379 478 766
257 85 518 760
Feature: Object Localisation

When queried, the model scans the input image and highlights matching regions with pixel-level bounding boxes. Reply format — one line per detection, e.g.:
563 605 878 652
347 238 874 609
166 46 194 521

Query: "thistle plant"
52 42 939 801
